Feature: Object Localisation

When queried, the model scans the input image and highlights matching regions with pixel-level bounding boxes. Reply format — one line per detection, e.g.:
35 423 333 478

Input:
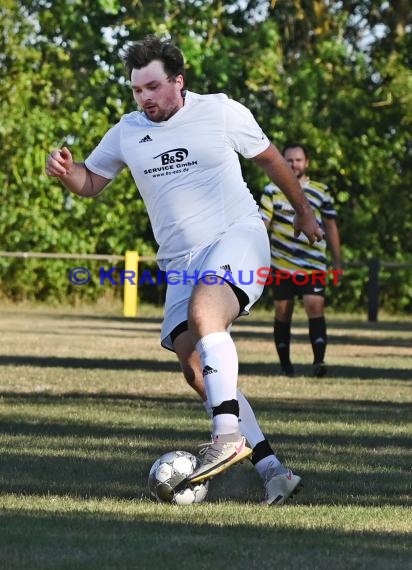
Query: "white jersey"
85 91 270 266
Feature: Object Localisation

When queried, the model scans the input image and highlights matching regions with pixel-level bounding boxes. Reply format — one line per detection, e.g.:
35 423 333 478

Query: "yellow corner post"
123 250 139 317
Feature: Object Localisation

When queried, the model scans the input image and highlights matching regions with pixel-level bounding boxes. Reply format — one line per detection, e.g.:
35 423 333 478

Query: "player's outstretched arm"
46 146 110 197
253 143 324 244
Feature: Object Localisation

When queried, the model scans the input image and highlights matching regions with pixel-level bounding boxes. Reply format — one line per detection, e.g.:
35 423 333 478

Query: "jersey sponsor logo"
143 159 198 176
153 148 188 165
139 134 153 143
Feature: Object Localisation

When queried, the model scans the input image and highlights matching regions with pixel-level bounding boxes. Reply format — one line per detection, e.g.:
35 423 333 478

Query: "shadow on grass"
232 328 412 348
4 312 412 346
243 317 412 332
238 315 412 349
7 327 160 340
1 510 410 570
0 354 410 379
0 311 163 324
0 447 409 507
0 392 410 506
1 410 409 450
239 362 412 380
0 391 411 424
0 355 179 372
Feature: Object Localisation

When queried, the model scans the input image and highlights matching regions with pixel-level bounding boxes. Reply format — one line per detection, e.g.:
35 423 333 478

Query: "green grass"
0 304 411 569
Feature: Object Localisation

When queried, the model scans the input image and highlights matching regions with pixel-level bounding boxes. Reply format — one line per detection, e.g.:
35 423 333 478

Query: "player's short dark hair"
282 142 309 158
123 34 185 83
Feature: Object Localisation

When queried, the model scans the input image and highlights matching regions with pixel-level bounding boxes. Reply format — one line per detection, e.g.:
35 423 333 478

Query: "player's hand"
45 147 73 177
293 209 324 245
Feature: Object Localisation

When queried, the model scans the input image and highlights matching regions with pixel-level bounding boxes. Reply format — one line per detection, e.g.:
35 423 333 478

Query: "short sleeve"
85 123 125 179
223 99 271 159
320 187 337 219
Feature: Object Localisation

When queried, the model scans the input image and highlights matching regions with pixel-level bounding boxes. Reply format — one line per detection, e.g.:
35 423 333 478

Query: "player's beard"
144 101 181 122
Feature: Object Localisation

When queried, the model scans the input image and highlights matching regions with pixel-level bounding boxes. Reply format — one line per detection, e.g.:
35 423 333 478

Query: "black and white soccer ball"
148 450 209 505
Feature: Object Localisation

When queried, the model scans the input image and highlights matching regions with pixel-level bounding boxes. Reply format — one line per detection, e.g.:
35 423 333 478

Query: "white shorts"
160 216 270 350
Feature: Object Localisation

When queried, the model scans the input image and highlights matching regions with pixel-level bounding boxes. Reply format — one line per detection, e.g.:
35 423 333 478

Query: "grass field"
0 303 411 569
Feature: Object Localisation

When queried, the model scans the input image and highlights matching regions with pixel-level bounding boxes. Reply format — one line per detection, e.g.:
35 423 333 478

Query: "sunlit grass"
0 305 411 569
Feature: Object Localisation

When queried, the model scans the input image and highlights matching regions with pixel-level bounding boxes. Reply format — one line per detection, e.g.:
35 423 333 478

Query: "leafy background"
0 0 411 311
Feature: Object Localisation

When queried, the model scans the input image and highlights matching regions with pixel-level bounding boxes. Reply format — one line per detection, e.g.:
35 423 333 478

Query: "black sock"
309 316 327 363
251 439 274 465
212 399 239 417
274 319 291 365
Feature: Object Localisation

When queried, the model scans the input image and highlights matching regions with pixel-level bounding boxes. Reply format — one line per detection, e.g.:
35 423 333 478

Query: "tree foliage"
0 0 410 311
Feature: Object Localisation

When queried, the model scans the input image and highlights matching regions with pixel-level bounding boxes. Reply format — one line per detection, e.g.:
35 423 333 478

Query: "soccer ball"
148 450 209 505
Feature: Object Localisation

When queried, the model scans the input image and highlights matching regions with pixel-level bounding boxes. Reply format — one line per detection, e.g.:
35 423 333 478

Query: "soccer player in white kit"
46 35 323 504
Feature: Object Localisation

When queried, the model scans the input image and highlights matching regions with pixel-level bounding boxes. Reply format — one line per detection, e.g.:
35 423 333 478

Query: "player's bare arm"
253 144 324 244
46 146 110 197
323 217 343 272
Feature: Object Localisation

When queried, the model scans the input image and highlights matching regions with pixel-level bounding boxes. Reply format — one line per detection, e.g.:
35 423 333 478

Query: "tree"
1 0 410 310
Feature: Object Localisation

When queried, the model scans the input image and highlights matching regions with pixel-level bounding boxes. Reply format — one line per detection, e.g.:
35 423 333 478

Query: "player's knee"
305 300 325 318
275 305 293 321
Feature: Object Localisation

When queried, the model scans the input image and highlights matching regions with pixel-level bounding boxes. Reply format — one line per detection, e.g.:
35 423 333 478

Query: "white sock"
236 388 265 447
203 389 284 477
196 331 239 435
254 455 286 480
203 399 213 418
236 389 285 478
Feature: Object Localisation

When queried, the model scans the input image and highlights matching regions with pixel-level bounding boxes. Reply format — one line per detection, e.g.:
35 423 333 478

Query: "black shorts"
272 270 326 301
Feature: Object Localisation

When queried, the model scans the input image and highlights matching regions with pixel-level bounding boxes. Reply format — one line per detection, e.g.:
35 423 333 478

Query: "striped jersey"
259 180 337 272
